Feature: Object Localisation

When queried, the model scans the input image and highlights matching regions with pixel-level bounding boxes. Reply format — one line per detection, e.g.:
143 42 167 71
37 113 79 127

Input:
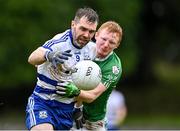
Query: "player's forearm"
78 90 97 103
28 47 47 65
78 83 106 103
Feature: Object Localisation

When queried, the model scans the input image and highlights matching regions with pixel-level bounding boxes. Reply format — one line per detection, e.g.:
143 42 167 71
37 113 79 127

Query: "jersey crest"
39 110 48 119
112 66 120 75
84 51 91 60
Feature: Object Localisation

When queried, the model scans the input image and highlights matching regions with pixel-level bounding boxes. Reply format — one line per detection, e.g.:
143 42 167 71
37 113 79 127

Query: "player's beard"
73 32 89 48
78 36 89 45
75 36 89 48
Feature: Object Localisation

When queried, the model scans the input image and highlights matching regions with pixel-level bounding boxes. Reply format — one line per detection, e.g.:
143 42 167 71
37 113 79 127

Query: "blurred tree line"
0 0 143 87
0 0 180 116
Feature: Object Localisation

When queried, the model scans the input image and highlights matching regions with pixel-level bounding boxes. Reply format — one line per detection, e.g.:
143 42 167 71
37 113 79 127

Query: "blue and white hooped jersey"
34 29 96 104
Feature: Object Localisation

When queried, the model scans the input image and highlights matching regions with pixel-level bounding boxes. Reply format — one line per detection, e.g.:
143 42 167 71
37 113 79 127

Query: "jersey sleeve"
41 34 63 52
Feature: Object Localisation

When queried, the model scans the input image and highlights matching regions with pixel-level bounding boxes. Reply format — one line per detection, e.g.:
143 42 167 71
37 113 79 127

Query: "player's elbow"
28 55 33 64
28 47 46 65
28 55 36 65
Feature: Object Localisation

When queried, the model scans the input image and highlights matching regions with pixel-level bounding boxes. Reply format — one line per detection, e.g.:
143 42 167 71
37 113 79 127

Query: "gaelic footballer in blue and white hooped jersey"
34 29 96 104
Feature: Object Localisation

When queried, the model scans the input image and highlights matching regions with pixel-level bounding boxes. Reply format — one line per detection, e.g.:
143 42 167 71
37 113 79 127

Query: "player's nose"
83 31 90 38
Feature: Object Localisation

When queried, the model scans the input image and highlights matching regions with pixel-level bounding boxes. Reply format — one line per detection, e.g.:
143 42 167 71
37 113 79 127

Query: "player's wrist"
74 104 83 111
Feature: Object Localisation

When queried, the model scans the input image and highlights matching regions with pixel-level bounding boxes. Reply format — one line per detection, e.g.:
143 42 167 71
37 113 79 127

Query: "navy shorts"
26 94 74 130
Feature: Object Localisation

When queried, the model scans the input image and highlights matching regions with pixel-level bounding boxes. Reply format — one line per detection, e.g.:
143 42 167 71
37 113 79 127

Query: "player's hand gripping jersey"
34 29 96 104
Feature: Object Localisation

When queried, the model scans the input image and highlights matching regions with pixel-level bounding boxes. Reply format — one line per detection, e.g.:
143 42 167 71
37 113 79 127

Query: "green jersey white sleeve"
83 52 122 122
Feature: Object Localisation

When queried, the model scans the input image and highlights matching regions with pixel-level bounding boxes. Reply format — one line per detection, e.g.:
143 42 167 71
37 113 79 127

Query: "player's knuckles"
56 86 65 90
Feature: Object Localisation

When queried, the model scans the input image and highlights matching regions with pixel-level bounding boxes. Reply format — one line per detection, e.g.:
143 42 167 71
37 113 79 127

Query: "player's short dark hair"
74 7 99 24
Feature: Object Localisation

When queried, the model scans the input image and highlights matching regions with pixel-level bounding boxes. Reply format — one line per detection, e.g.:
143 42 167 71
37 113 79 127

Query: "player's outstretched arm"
28 47 72 66
56 82 106 103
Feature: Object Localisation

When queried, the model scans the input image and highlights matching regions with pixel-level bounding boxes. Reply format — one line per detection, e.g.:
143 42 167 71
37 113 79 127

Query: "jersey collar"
69 29 82 49
95 51 113 61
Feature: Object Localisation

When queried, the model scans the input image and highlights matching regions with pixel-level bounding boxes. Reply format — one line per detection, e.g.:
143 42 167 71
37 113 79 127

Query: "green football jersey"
83 52 122 122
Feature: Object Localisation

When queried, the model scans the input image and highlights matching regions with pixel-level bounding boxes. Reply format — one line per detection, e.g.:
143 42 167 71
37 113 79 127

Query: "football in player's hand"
72 60 102 90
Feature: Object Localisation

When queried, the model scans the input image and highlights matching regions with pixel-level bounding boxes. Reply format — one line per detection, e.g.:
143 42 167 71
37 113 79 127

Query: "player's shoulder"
107 52 121 67
82 40 96 52
86 40 96 48
52 29 70 40
42 29 71 51
112 52 121 64
84 41 96 60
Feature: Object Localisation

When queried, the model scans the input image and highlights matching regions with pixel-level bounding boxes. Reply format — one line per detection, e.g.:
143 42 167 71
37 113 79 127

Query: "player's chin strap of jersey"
56 81 80 98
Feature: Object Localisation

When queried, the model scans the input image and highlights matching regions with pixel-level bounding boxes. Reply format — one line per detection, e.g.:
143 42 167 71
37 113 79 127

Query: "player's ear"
95 32 99 40
114 42 119 49
71 20 75 28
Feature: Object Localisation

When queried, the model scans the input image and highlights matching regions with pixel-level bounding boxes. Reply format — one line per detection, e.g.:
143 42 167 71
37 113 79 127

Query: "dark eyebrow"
80 26 96 33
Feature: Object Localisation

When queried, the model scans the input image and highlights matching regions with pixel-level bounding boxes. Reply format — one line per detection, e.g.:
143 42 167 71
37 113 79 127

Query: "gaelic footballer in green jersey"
81 21 123 130
83 52 122 122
